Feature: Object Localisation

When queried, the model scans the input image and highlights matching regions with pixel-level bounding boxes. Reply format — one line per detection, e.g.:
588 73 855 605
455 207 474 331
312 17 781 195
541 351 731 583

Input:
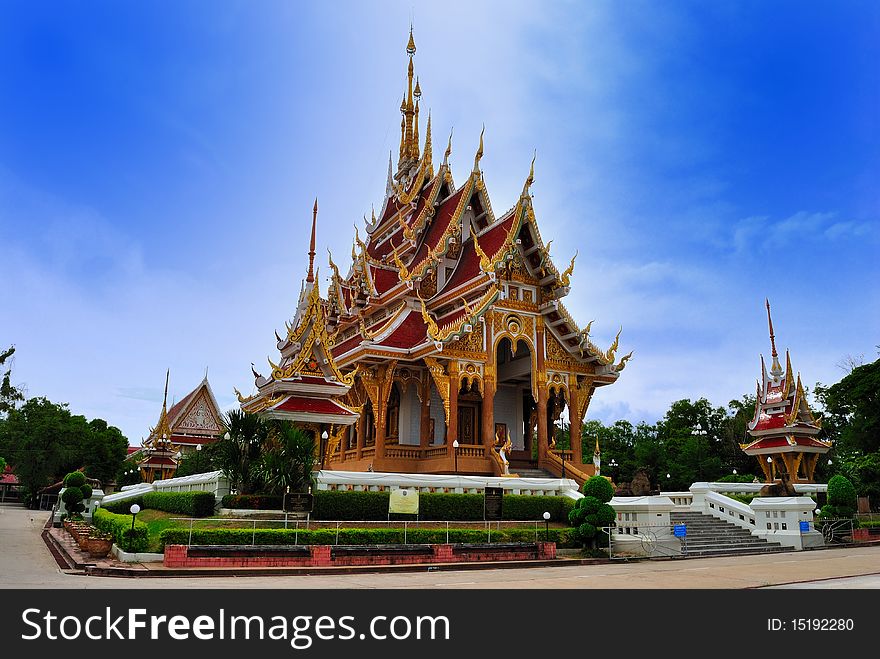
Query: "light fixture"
196 444 202 451
224 432 230 441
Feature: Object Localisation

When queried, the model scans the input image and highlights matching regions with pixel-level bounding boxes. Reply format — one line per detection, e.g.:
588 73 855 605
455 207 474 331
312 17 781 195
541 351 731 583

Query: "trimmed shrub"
63 471 87 488
142 491 216 517
311 490 574 522
221 494 285 510
101 496 144 515
158 526 576 550
821 475 858 519
93 508 149 553
570 476 616 546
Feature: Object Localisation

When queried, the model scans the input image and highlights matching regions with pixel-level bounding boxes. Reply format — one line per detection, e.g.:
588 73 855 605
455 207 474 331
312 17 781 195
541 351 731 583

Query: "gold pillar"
568 392 583 465
356 410 365 459
447 373 459 454
482 371 496 450
536 319 548 462
420 372 431 448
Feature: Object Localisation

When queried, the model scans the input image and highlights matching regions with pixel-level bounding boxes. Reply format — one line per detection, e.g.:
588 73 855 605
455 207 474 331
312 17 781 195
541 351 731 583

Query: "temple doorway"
494 337 534 464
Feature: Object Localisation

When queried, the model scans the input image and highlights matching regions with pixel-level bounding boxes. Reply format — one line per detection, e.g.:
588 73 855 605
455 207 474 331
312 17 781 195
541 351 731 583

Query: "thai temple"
138 371 225 482
237 30 631 485
741 300 829 483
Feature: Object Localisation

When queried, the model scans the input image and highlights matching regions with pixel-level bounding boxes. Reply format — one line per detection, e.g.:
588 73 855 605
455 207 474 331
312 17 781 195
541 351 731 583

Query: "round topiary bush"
61 486 86 516
821 474 857 519
569 476 617 547
63 471 86 488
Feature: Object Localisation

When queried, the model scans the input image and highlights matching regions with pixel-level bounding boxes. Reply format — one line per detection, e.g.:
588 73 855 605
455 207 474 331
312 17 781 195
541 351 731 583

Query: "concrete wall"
398 384 421 445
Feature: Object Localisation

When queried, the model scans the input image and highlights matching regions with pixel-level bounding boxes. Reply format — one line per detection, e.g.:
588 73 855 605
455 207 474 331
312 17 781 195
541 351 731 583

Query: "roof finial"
307 198 318 283
386 151 394 196
443 127 453 168
407 25 416 56
423 111 432 169
522 151 536 198
473 124 485 174
163 368 170 411
766 298 783 377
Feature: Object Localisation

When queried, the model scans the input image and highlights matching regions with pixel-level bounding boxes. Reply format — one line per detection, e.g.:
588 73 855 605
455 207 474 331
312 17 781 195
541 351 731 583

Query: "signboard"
283 493 313 514
389 488 419 515
484 487 504 521
673 524 687 538
799 520 810 533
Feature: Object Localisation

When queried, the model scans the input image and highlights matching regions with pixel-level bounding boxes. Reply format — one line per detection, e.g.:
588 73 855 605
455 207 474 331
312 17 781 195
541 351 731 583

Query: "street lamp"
129 503 141 531
224 431 230 441
453 440 459 473
196 444 202 451
321 430 329 468
542 511 551 540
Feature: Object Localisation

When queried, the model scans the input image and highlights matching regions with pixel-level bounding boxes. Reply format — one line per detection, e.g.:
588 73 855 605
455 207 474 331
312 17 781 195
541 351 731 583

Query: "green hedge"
93 508 149 553
100 495 145 515
142 491 216 517
312 490 575 522
158 526 575 550
221 494 284 510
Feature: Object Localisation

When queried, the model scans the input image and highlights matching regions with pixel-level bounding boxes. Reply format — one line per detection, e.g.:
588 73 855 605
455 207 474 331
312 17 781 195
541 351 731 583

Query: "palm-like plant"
216 409 266 494
258 422 316 495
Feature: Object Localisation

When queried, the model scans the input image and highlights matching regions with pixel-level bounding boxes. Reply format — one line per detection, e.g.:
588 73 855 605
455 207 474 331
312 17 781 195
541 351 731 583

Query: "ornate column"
446 362 459 455
420 371 431 448
361 361 397 461
568 391 582 466
536 317 549 462
482 363 496 449
355 411 365 459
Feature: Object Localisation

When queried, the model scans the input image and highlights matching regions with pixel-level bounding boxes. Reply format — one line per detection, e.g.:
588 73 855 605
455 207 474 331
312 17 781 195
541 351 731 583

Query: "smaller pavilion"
236 201 360 464
741 300 829 483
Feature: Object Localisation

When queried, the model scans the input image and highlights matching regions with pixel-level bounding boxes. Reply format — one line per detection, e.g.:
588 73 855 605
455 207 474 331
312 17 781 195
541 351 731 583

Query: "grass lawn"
137 509 184 553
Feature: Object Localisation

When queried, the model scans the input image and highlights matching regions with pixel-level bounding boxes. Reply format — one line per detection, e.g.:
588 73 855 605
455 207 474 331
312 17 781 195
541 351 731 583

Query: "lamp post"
453 440 459 473
542 511 550 541
767 455 774 480
129 503 141 531
321 430 329 468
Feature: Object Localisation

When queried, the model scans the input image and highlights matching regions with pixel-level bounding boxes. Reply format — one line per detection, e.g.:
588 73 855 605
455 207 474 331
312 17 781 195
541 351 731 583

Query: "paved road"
2 507 879 589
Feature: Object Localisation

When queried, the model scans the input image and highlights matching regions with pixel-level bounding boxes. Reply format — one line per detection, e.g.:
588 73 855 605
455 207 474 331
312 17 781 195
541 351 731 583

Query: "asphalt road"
2 506 879 589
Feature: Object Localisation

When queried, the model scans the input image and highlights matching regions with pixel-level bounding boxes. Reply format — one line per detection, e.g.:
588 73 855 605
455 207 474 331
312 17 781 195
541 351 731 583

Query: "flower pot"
87 537 114 558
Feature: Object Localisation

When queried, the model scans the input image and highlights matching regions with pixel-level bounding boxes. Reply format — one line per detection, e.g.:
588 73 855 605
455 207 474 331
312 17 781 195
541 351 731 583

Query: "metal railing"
602 523 685 560
168 517 555 547
814 518 856 545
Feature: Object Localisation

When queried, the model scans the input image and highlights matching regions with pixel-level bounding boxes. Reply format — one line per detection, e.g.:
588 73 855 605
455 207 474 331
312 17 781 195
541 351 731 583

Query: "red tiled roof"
166 388 198 424
752 414 787 431
408 184 468 267
745 436 829 451
371 266 400 295
479 210 516 256
442 239 481 294
1 466 18 485
126 446 142 455
373 311 429 349
274 396 356 415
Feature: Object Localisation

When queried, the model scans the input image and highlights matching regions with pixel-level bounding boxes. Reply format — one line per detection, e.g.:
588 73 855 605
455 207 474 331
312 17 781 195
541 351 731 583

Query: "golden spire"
423 111 433 170
407 26 416 56
391 244 410 281
413 98 420 161
473 124 485 174
307 198 318 283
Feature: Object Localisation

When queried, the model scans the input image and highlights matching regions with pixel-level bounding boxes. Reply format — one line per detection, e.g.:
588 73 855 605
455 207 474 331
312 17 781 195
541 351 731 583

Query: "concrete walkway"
2 506 879 589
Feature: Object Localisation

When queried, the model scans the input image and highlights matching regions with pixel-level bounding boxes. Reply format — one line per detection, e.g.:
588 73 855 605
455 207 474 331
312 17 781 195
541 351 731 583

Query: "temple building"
238 31 630 484
138 371 226 482
741 300 829 483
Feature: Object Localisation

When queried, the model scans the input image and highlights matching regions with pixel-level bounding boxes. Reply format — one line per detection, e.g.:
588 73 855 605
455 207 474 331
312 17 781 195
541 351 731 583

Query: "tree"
258 422 316 494
60 471 92 518
816 359 880 454
821 475 857 519
0 397 129 505
213 409 267 494
0 456 6 474
0 346 25 417
115 456 142 488
174 446 218 478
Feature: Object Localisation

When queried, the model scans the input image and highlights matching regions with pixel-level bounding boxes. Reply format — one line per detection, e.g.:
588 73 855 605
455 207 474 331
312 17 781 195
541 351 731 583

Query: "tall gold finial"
163 368 170 412
307 198 318 283
407 26 416 56
560 250 577 287
412 99 420 161
414 77 422 99
423 111 433 170
473 124 485 173
443 127 453 168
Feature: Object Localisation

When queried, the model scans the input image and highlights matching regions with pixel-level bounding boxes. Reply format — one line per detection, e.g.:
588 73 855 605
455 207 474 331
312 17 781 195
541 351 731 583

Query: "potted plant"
86 532 114 558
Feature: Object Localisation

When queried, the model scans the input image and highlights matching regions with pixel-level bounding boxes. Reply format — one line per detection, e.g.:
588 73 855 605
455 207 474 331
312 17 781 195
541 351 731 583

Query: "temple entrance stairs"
670 511 789 557
508 462 555 479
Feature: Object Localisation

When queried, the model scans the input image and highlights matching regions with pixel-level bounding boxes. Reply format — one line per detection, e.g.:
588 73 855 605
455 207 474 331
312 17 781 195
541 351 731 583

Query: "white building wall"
430 385 446 444
494 384 523 450
398 384 421 445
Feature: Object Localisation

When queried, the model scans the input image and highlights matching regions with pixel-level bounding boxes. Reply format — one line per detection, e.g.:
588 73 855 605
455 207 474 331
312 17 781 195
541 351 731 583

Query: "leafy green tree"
0 456 6 474
816 359 880 454
115 456 142 488
213 409 267 494
60 471 90 518
258 423 316 494
0 346 25 417
0 397 129 505
174 445 218 478
821 475 858 519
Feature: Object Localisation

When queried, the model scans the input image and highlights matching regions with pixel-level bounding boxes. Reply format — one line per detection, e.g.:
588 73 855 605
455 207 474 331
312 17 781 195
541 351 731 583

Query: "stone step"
667 510 785 558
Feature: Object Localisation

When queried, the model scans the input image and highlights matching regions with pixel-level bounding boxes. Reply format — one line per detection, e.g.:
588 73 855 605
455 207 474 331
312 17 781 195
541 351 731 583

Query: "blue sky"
1 1 878 444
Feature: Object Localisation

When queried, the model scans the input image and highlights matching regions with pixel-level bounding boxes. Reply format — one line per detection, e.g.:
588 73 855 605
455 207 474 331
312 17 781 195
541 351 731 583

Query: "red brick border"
164 542 556 568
